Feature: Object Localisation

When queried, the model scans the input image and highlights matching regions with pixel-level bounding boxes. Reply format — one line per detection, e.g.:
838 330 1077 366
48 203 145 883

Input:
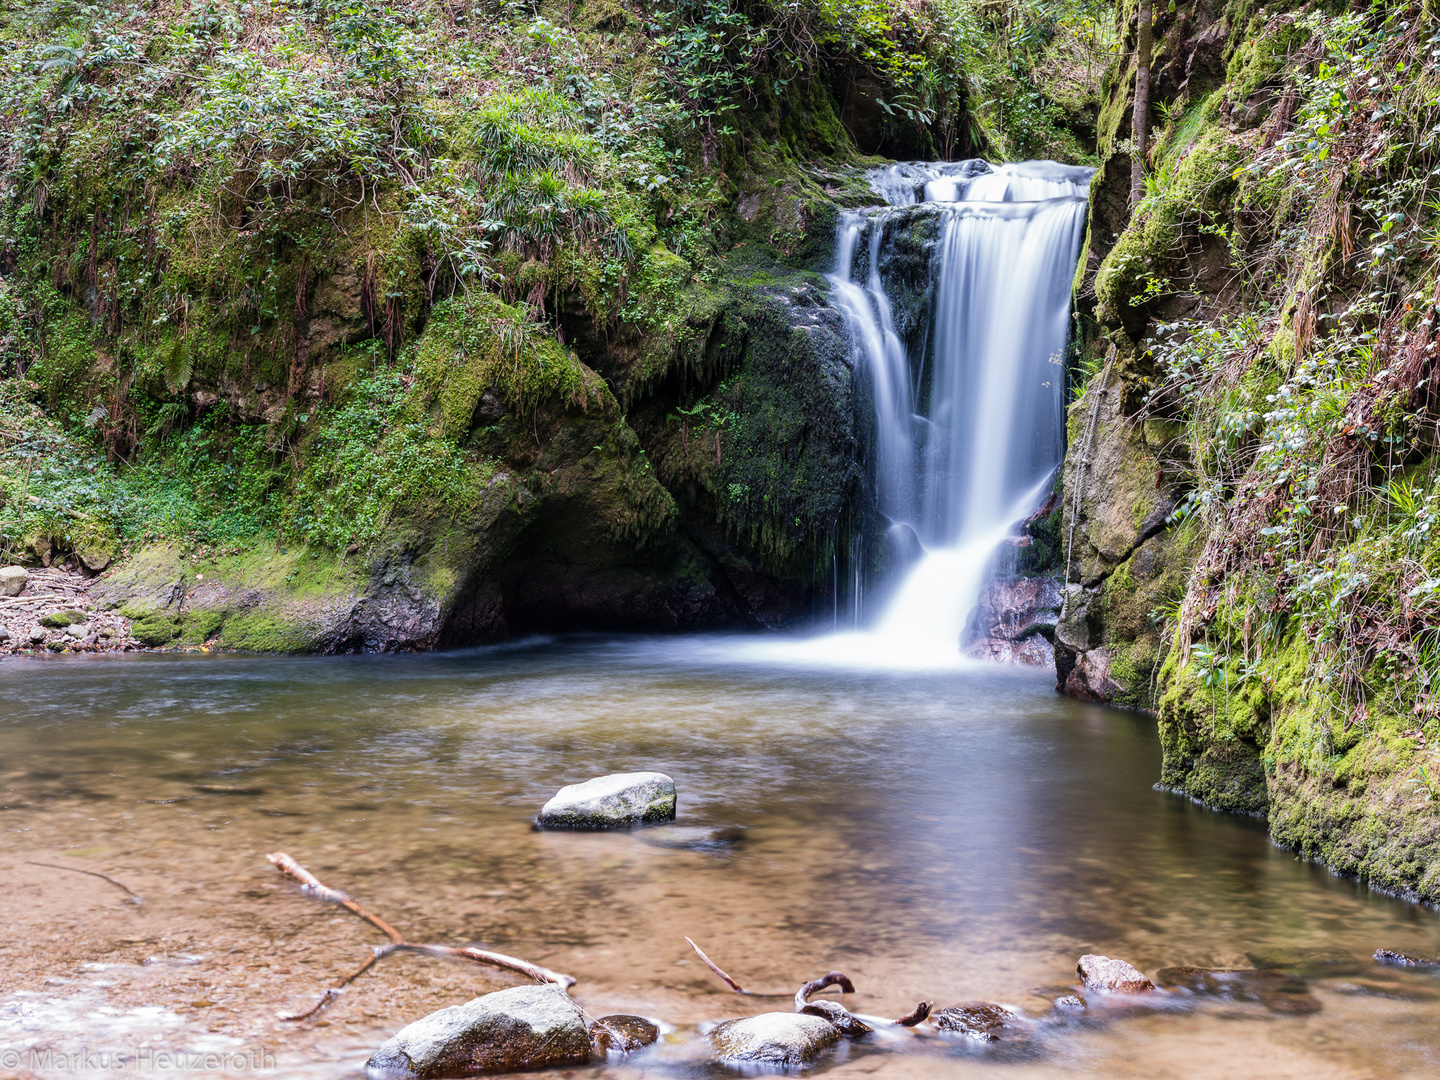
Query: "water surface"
2 638 1438 1078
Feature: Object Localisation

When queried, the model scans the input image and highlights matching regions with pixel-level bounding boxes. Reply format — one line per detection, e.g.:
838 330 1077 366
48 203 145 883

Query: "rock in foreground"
708 1012 840 1067
537 772 676 829
1076 955 1154 994
366 985 590 1078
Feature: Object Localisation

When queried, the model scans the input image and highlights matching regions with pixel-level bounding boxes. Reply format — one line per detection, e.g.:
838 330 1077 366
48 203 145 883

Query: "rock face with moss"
1063 0 1440 896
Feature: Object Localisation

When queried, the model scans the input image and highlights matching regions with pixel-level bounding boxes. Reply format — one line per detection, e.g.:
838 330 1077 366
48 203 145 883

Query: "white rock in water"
0 565 29 597
537 772 676 829
366 984 590 1078
708 1012 840 1066
1077 954 1154 993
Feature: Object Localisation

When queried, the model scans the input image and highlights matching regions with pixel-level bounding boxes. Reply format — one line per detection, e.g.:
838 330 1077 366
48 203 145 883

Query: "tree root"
266 851 576 1021
686 940 929 1036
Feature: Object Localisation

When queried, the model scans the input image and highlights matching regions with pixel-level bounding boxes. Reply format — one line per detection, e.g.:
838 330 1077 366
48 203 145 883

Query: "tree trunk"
1130 0 1153 209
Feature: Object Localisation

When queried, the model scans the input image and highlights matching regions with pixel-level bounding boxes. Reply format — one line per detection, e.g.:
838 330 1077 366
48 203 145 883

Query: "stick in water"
685 937 795 998
28 861 143 905
265 851 576 1020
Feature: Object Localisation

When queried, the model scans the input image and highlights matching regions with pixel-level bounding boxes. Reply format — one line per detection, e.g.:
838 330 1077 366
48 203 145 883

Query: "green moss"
131 611 182 646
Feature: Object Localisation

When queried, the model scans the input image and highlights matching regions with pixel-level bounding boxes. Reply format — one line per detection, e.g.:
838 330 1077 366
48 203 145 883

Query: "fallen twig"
685 937 794 998
266 851 576 1021
28 860 142 904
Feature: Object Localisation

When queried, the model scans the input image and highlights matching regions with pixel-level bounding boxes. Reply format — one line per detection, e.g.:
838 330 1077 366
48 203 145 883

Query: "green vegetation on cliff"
1068 0 1440 897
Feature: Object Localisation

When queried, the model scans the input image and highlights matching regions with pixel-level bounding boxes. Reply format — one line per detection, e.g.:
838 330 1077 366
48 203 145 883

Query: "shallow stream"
3 637 1440 1078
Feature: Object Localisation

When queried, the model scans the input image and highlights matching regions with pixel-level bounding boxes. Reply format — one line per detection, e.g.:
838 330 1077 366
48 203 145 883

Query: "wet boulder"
1077 955 1154 994
708 1012 841 1067
933 1003 1020 1042
366 984 590 1078
537 772 676 829
589 1014 659 1057
0 565 28 597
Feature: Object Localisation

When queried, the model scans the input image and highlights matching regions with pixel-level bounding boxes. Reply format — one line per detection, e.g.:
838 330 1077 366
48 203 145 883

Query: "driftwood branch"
266 851 576 1021
28 860 143 904
684 937 795 998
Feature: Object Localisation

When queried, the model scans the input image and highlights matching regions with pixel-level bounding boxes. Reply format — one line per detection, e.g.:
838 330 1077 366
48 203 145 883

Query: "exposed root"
892 1001 933 1027
28 860 143 905
684 937 793 998
794 971 856 1011
266 851 576 1021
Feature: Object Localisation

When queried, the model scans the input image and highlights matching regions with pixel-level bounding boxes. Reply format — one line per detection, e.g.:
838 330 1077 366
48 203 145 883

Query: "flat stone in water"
1077 955 1154 994
708 1012 841 1067
537 771 676 829
366 984 590 1078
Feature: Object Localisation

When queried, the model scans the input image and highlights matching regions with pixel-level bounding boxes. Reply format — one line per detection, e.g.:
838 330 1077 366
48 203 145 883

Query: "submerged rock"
1375 949 1440 968
537 772 677 829
932 1003 1020 1042
639 824 746 850
0 565 28 597
1246 947 1365 978
1155 966 1319 1015
366 984 590 1078
589 1014 659 1056
1076 955 1154 994
708 1012 841 1067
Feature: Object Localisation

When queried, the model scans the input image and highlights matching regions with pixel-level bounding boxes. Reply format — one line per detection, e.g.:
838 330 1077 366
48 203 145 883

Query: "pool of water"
2 636 1439 1078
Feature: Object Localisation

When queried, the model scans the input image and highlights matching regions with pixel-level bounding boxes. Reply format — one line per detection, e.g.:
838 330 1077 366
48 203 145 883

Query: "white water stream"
729 160 1091 668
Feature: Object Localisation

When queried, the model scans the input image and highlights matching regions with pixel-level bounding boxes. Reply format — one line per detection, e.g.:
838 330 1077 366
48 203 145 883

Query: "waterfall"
824 160 1092 664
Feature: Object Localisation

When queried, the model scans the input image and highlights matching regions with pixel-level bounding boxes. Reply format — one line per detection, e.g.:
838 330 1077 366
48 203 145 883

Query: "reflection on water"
2 636 1440 1078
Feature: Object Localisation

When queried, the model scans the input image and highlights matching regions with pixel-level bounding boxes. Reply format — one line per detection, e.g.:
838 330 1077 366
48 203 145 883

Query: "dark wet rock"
1077 955 1154 993
0 565 28 597
365 984 590 1078
638 824 747 851
798 1000 872 1037
1375 949 1440 968
932 1003 1020 1042
1155 967 1320 1015
1246 948 1366 978
536 772 676 829
589 1014 659 1056
708 1012 841 1067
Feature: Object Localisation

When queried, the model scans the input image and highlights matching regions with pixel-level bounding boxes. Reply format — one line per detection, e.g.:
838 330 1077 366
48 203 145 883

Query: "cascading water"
709 158 1091 668
849 160 1093 661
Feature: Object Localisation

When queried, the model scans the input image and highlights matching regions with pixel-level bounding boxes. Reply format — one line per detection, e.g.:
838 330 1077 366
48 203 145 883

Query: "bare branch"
266 851 575 1021
893 1001 932 1027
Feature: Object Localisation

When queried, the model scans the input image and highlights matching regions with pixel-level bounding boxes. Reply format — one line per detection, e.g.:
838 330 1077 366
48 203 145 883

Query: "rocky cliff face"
1061 0 1440 896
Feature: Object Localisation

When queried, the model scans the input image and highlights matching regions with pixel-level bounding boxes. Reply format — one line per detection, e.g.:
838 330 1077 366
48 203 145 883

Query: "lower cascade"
824 160 1093 665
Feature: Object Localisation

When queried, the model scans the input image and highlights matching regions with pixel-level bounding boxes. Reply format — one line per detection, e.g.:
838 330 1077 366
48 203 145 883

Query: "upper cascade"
868 159 1095 207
